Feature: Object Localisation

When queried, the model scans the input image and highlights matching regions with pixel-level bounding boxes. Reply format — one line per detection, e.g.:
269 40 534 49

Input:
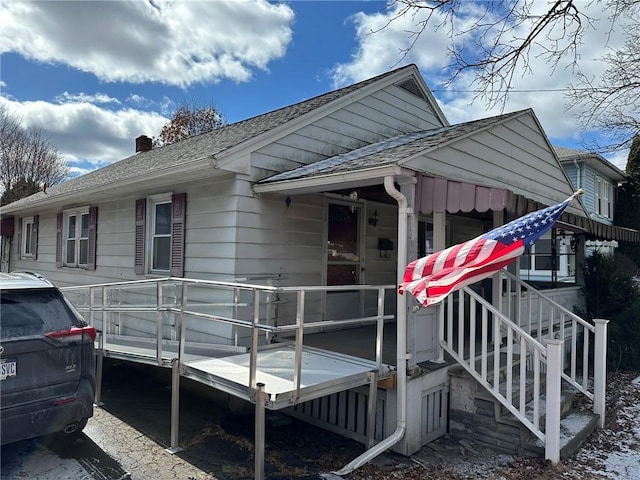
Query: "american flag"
399 190 583 307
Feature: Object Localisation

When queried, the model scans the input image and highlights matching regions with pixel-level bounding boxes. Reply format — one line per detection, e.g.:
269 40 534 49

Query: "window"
135 193 186 276
520 230 574 281
63 208 89 267
19 216 38 259
418 219 434 258
595 176 613 219
56 207 97 270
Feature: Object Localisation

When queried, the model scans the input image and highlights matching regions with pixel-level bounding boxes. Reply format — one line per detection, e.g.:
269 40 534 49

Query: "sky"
0 0 633 180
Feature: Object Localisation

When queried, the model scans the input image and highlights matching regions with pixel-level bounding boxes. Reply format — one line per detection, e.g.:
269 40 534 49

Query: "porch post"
491 210 503 315
593 318 609 428
545 339 563 464
433 211 446 362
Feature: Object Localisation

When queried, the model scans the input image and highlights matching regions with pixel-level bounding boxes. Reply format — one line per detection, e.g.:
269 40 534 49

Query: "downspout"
573 159 582 190
333 175 409 475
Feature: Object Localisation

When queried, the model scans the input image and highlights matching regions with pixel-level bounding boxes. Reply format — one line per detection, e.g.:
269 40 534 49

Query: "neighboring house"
518 146 629 283
2 65 639 462
556 146 628 258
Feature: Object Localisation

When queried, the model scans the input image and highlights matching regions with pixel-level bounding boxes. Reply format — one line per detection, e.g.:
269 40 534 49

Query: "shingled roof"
3 64 419 213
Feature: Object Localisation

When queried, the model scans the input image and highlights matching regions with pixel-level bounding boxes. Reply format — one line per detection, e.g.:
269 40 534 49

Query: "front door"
325 201 364 320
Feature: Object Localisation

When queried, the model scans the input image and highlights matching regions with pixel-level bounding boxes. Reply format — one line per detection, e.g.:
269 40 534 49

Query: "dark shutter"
170 192 186 277
17 218 22 258
134 199 146 275
55 213 63 267
32 215 39 260
87 207 97 270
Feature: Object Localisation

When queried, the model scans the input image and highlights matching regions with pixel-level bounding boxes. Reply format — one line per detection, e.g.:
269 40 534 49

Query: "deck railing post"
156 281 164 365
292 290 305 401
593 318 609 428
249 289 260 395
165 357 182 454
254 382 266 480
545 339 563 464
94 331 104 406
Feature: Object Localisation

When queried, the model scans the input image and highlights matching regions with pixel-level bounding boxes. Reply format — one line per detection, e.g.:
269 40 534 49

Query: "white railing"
500 270 607 423
437 274 608 464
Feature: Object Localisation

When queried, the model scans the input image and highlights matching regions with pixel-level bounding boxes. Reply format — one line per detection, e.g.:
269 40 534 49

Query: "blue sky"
0 0 631 177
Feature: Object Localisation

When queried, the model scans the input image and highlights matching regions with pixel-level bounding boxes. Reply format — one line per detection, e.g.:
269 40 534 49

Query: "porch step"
448 367 599 459
522 410 600 458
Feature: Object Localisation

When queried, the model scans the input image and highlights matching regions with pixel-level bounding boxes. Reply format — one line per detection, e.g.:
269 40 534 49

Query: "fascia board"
253 165 408 195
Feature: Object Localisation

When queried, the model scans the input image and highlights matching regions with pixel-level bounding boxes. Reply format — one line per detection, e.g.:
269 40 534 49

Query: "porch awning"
415 175 640 243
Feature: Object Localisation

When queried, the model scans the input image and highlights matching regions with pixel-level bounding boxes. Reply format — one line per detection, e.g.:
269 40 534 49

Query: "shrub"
578 251 640 371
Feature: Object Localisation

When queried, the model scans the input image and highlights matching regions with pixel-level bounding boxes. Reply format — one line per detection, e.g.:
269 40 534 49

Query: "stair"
448 364 599 459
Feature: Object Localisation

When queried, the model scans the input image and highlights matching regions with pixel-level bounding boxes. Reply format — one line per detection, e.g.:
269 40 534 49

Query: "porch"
61 271 607 478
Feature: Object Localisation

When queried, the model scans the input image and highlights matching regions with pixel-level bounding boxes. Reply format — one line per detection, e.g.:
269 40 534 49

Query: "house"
556 146 628 257
518 146 629 284
2 64 639 470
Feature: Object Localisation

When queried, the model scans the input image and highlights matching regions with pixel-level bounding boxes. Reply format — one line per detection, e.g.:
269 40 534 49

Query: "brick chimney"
136 135 153 152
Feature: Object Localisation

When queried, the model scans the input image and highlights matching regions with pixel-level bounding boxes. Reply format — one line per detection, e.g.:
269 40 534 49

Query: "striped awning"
415 175 639 243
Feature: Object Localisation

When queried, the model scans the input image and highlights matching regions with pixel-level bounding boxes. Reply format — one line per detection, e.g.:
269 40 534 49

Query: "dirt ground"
94 361 640 480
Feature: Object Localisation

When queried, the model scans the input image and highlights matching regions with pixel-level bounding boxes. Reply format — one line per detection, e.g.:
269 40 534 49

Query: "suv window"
0 288 81 340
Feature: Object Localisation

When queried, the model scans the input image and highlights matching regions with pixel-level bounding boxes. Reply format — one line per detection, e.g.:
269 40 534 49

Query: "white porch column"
492 210 504 311
433 211 446 363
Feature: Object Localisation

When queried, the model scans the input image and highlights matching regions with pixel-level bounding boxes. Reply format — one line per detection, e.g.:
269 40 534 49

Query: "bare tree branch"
0 106 68 204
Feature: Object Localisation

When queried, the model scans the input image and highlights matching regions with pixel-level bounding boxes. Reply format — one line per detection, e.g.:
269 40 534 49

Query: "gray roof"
3 65 418 212
553 146 626 181
260 110 527 183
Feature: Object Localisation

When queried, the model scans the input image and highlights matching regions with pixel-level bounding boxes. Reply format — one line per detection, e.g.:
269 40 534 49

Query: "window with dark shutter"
170 192 186 277
17 218 22 258
32 215 38 260
87 207 97 270
56 213 63 267
134 199 146 275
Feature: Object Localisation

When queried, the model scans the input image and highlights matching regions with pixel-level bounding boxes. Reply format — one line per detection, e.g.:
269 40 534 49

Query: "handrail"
439 286 548 444
440 271 608 463
500 270 598 400
61 278 394 403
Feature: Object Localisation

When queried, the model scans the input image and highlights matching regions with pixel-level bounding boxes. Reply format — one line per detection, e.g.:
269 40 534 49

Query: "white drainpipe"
333 175 409 475
574 159 582 190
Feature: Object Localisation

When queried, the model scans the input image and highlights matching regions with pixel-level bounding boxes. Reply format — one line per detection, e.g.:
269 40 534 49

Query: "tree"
0 106 68 206
153 100 225 147
615 135 640 265
381 0 639 151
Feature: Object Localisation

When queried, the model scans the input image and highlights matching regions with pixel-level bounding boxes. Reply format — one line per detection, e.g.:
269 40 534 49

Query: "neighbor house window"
56 207 97 270
595 176 613 219
134 192 186 276
19 216 38 259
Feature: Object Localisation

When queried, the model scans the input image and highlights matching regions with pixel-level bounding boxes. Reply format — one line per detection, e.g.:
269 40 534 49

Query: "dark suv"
1 271 96 445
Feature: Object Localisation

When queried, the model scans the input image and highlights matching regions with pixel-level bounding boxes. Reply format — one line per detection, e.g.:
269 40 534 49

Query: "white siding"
251 84 445 178
406 113 582 215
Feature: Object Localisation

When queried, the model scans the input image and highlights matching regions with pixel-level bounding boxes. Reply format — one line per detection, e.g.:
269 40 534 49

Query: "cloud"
0 0 294 87
55 92 122 105
0 96 168 168
332 2 629 166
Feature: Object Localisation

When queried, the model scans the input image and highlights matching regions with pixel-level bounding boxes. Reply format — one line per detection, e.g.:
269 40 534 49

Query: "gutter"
333 175 409 475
